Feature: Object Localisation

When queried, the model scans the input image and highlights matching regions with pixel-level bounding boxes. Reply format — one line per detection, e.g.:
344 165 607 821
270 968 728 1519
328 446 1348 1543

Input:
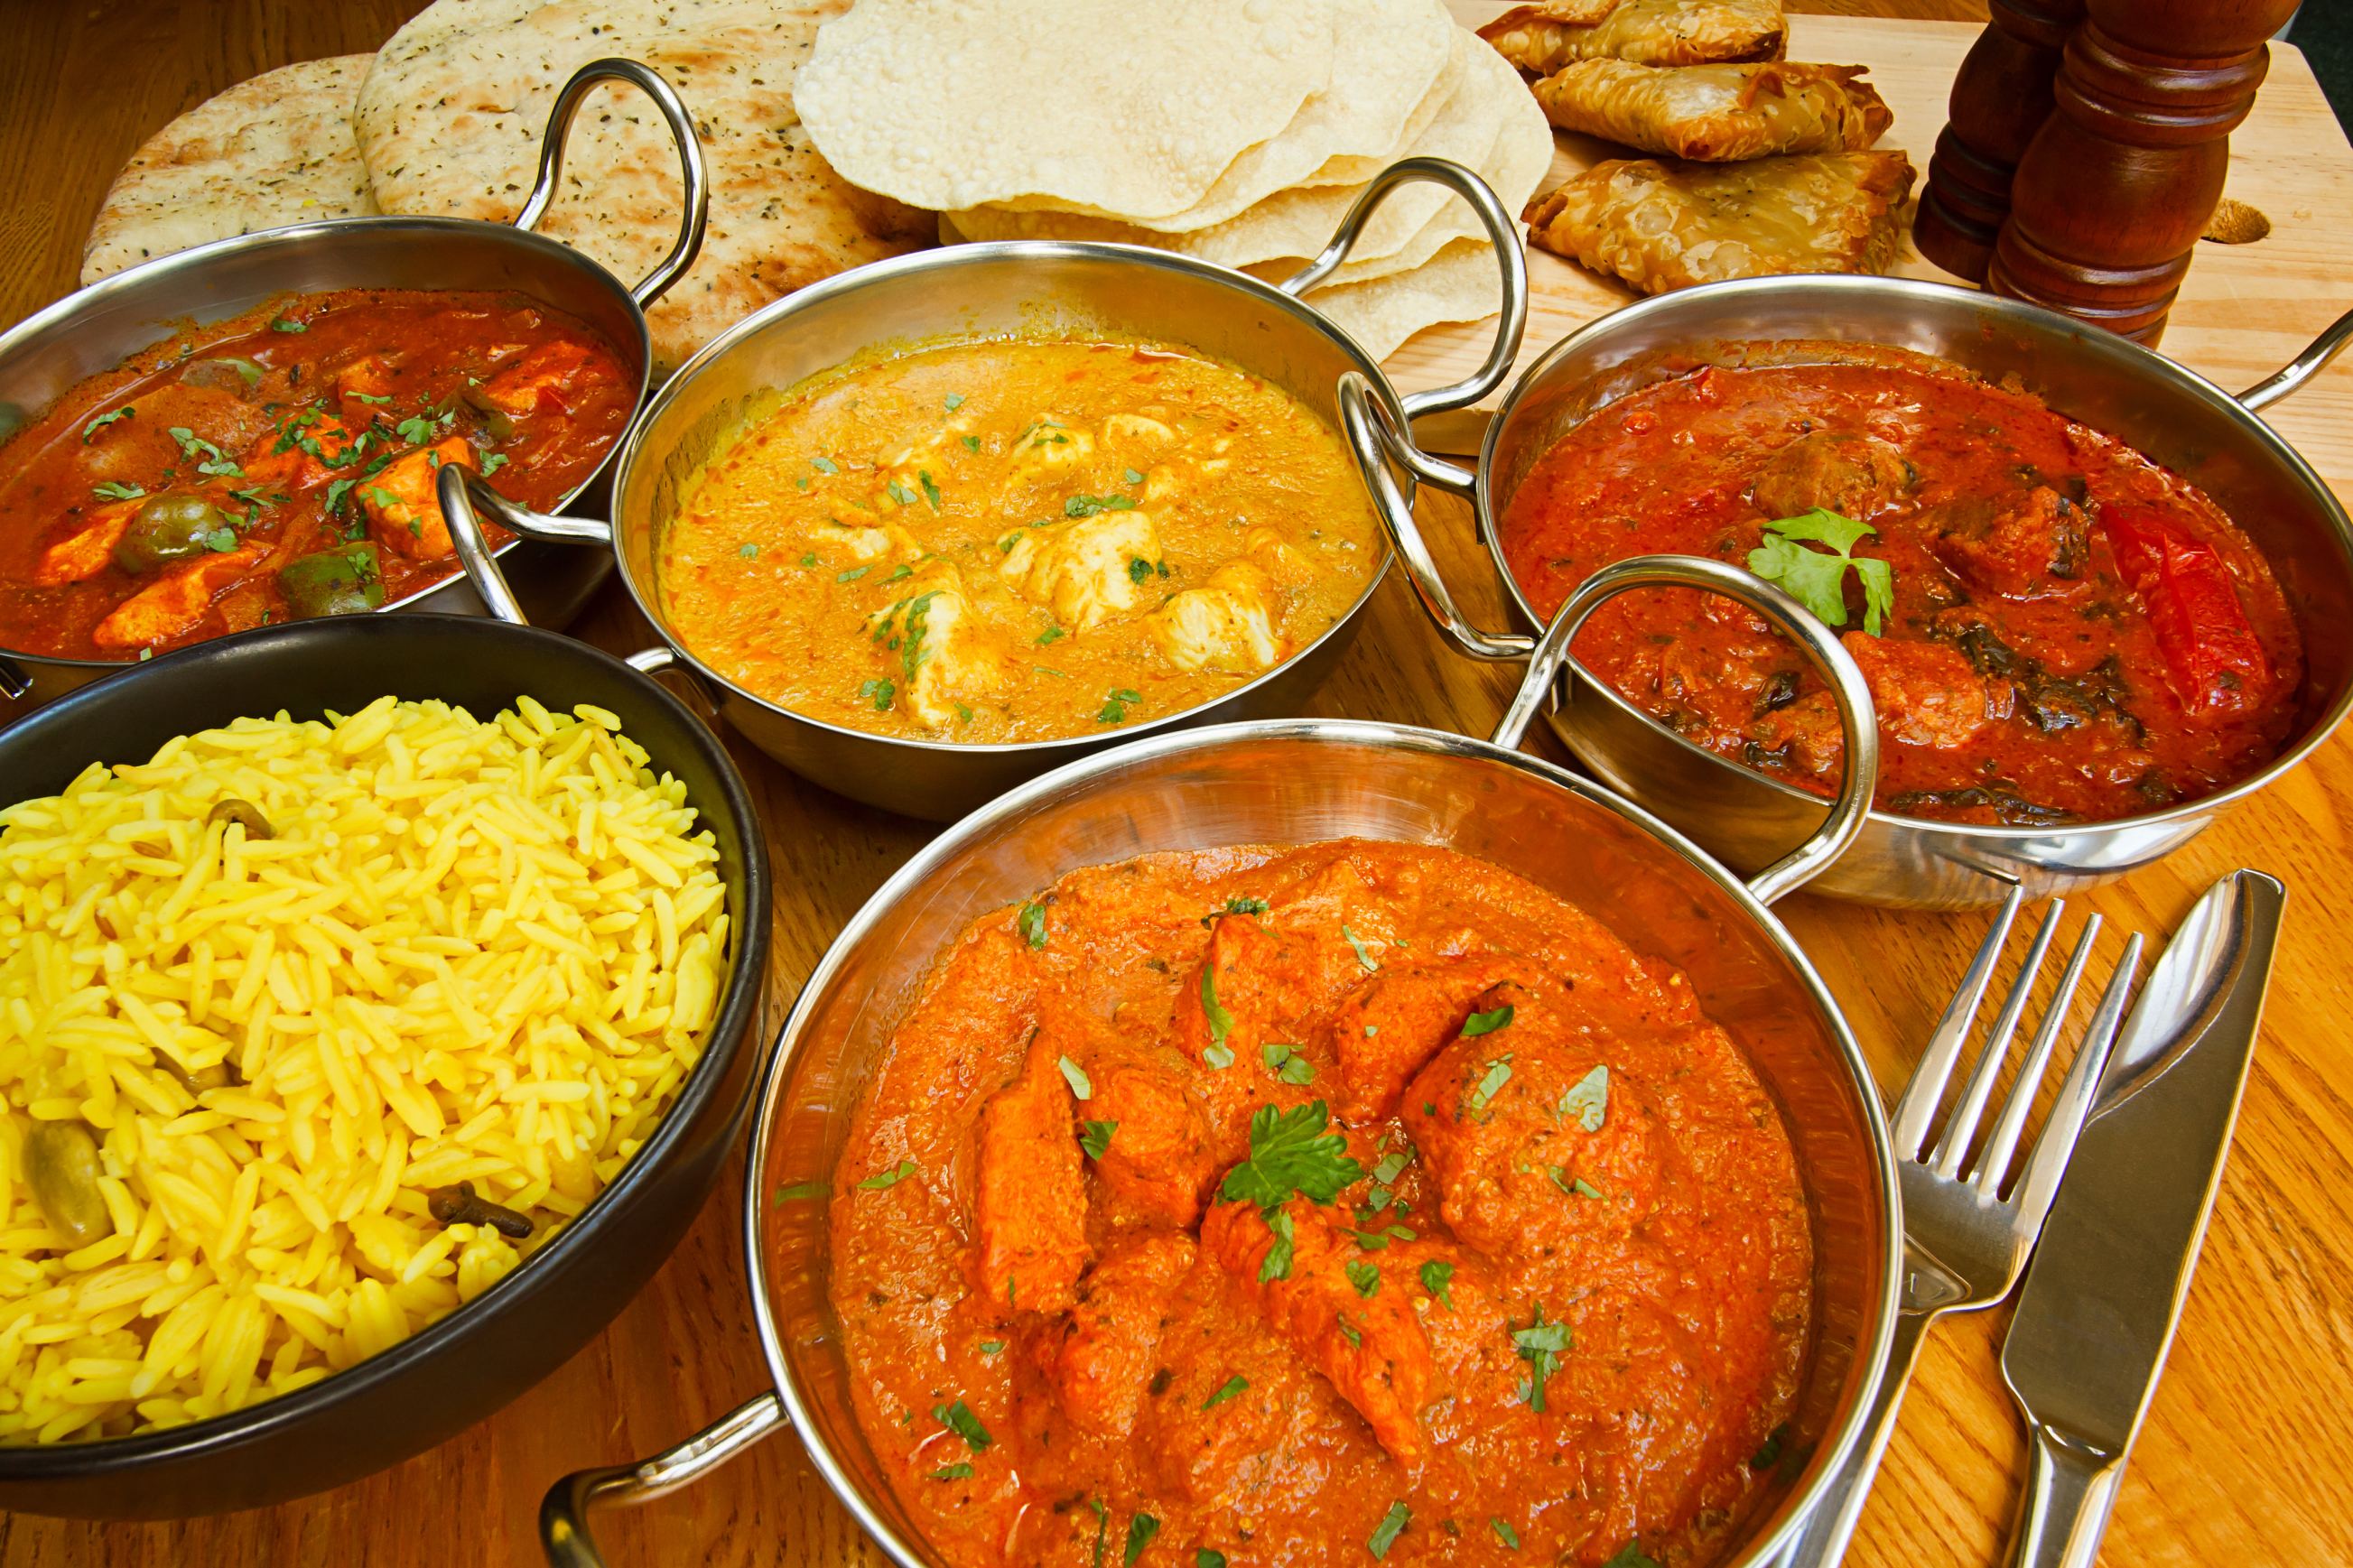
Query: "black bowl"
0 615 772 1517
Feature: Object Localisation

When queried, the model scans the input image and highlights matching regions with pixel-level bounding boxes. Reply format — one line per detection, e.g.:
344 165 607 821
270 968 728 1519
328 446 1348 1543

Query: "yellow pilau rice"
0 695 729 1442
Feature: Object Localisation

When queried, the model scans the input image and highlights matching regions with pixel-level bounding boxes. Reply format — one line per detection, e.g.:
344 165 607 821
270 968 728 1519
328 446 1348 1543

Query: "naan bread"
1532 60 1892 161
355 0 934 375
81 56 377 286
944 27 1553 289
1524 151 1915 294
1481 0 1787 71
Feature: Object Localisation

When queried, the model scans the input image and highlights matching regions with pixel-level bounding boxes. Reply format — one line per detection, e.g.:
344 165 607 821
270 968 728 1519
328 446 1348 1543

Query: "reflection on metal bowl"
1348 274 2353 908
0 58 708 709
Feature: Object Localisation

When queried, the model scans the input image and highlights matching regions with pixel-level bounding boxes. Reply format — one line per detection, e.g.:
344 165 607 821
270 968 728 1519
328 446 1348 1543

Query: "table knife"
1995 868 2285 1568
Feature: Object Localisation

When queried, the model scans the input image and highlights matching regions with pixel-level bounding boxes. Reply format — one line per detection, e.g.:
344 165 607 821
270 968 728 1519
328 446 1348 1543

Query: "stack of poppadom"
794 0 1555 359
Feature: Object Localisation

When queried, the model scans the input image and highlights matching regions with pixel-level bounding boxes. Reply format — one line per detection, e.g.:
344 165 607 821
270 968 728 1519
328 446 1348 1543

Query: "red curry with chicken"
823 840 1812 1568
1497 353 2305 826
0 289 634 661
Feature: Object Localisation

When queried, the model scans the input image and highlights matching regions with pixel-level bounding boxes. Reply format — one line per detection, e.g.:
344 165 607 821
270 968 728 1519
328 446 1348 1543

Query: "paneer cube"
998 508 1162 631
1149 560 1285 673
91 544 268 650
1000 415 1094 491
360 438 476 561
867 562 1012 728
813 515 919 563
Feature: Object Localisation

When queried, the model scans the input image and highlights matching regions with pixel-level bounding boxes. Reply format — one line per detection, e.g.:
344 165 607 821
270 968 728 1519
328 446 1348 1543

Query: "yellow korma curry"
657 337 1382 742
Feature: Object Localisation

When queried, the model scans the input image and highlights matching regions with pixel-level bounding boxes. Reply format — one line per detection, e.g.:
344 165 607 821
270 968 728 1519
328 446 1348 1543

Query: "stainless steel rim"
735 716 1906 1568
1473 274 2353 843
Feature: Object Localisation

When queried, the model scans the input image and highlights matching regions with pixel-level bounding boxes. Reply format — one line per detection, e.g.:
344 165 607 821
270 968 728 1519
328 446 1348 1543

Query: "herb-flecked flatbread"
1532 60 1892 161
81 56 378 286
1523 151 1915 294
1480 0 1787 71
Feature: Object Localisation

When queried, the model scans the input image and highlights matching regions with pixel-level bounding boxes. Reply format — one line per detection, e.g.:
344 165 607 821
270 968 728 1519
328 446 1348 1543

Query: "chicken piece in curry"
657 338 1381 743
817 840 1813 1567
1497 351 2306 825
0 290 635 661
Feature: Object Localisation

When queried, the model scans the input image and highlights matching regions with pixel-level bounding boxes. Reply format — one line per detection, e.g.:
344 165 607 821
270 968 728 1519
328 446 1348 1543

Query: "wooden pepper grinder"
1913 0 2087 282
1986 0 2300 343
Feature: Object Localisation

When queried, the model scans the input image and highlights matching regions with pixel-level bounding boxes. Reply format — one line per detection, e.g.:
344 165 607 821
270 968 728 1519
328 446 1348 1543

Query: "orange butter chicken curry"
1497 352 2305 826
820 840 1812 1568
657 337 1381 743
0 289 634 662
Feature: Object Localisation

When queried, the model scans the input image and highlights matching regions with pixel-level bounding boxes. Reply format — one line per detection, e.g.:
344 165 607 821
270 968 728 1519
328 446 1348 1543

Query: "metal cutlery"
1774 887 2144 1568
1995 869 2285 1568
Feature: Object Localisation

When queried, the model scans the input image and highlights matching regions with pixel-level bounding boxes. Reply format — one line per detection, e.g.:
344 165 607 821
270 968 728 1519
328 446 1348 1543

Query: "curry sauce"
820 840 1812 1567
657 338 1381 743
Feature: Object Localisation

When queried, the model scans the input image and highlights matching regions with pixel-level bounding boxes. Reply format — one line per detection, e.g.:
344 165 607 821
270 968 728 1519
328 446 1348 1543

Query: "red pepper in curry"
0 288 634 661
1496 356 2304 825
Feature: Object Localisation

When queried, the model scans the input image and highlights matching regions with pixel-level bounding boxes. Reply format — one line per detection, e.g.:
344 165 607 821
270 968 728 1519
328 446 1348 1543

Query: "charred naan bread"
81 56 377 285
355 0 935 376
1532 60 1892 160
1524 151 1915 294
1480 0 1787 71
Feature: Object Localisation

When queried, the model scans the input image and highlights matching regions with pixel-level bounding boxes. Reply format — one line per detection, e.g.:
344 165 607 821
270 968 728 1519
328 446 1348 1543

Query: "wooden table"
3 5 2348 1565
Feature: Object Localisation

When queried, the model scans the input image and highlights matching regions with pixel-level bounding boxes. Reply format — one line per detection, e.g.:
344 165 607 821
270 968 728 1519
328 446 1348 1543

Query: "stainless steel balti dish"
1344 275 2353 908
0 58 710 708
441 157 1529 821
530 555 1903 1568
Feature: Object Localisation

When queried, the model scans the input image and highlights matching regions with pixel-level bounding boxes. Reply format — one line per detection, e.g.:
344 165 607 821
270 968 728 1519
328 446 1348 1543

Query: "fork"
1772 886 2144 1568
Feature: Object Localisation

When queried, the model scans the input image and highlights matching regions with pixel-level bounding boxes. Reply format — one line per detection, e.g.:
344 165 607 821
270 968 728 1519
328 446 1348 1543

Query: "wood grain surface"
5 4 2350 1567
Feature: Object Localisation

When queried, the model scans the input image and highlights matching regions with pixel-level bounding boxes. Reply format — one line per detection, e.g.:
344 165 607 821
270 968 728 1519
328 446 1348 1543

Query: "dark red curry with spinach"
1498 353 2304 826
0 288 634 662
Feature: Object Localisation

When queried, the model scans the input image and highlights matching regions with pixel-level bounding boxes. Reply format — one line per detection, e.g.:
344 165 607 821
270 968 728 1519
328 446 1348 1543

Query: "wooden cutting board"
1406 5 2353 509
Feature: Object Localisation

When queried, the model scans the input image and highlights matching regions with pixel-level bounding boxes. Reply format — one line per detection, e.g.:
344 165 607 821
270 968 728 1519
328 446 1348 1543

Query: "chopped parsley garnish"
1345 1260 1381 1298
1752 1423 1789 1469
887 562 914 580
348 390 393 405
857 1158 916 1191
1419 1260 1455 1308
1336 1316 1362 1348
837 565 871 582
1747 508 1893 636
1462 1005 1515 1038
201 527 237 553
1201 1374 1249 1410
860 678 895 710
800 552 819 568
1199 963 1235 1067
812 455 840 474
1548 1166 1604 1201
1220 1100 1363 1211
1558 1064 1609 1132
1492 1518 1521 1550
1058 1055 1093 1099
268 315 307 333
1257 1208 1296 1283
944 394 966 411
1124 468 1146 486
1371 1148 1411 1185
395 414 440 446
887 479 919 507
1124 1514 1159 1566
361 485 403 515
1352 1224 1416 1251
772 1181 828 1202
1018 900 1049 949
918 470 943 510
1223 896 1270 917
1262 1042 1315 1085
90 480 144 501
962 434 981 452
80 405 135 442
738 542 760 559
1468 1055 1513 1115
934 1399 992 1452
167 426 242 478
1369 1500 1410 1560
1599 1542 1660 1568
1065 493 1137 517
479 450 510 476
1197 1554 1227 1568
1127 556 1154 584
1097 687 1142 723
1080 1119 1118 1159
1343 925 1380 972
979 1340 1006 1355
1037 625 1065 645
1511 1306 1571 1412
1090 1498 1110 1568
930 1463 973 1481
